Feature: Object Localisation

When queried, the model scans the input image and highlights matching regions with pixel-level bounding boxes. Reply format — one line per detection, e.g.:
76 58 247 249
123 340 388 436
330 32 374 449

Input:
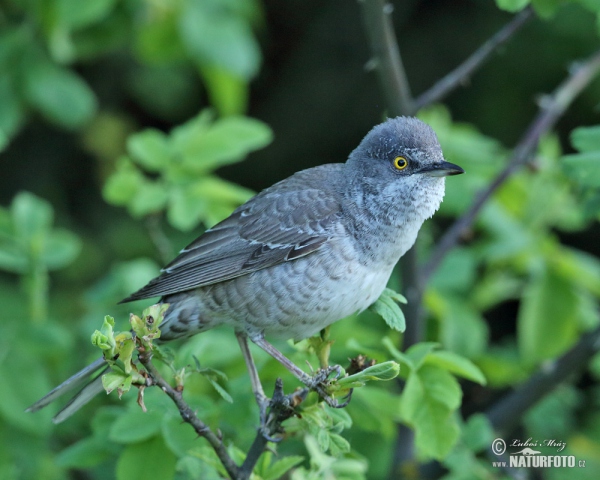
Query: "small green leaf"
400 365 462 459
262 455 305 480
201 66 247 116
495 0 530 12
370 288 407 332
328 433 351 456
335 361 400 389
462 414 495 452
425 351 487 385
11 192 53 242
161 415 199 457
128 180 169 217
56 436 115 468
316 428 330 452
101 371 131 394
179 2 261 79
116 436 177 480
127 129 171 172
571 125 600 152
382 337 414 371
41 229 82 270
405 342 439 370
103 158 145 206
55 0 117 29
109 410 164 444
205 377 233 403
563 151 600 187
518 268 579 364
23 59 97 129
178 116 273 172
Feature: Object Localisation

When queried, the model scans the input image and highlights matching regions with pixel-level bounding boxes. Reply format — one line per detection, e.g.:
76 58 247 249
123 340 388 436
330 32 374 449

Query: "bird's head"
344 116 464 224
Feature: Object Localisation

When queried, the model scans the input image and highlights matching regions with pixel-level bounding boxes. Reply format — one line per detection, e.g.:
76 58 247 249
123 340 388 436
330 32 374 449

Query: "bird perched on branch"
27 116 463 422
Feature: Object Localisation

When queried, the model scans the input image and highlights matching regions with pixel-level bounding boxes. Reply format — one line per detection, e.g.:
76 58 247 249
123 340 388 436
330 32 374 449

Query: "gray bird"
27 116 463 422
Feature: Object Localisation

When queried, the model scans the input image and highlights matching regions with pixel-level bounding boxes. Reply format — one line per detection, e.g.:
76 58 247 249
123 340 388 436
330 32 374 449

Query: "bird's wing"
121 184 342 302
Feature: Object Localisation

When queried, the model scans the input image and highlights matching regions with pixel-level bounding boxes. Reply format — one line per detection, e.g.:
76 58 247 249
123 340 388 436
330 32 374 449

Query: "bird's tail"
26 357 109 424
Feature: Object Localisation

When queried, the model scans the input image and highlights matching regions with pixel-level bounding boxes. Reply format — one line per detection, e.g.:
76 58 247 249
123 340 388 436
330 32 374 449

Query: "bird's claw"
308 365 352 408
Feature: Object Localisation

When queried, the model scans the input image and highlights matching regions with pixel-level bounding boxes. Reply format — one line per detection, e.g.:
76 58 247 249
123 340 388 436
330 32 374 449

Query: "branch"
414 7 534 110
359 0 413 116
486 324 600 435
240 380 308 478
138 351 241 480
422 48 600 282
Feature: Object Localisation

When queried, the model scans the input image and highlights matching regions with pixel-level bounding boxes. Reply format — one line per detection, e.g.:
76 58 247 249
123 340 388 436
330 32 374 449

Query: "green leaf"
563 151 600 187
0 242 28 273
55 0 117 29
495 0 530 12
328 433 351 456
400 365 462 459
167 185 207 231
518 268 579 364
177 116 273 172
425 351 487 385
101 371 131 395
116 436 177 480
262 455 305 480
127 129 171 172
205 377 233 403
103 158 145 206
23 59 97 129
161 415 199 457
531 0 563 17
0 72 25 141
405 342 439 370
431 247 477 293
41 229 82 270
462 414 495 452
128 180 169 217
109 410 164 444
334 361 400 389
56 436 115 468
369 288 407 332
201 66 247 116
437 297 489 359
571 125 600 152
179 2 261 79
11 192 53 242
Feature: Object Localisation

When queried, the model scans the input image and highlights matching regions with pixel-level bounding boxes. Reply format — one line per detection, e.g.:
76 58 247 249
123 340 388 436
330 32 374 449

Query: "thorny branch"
486 324 600 436
422 48 600 282
137 350 242 479
413 7 533 110
139 345 310 480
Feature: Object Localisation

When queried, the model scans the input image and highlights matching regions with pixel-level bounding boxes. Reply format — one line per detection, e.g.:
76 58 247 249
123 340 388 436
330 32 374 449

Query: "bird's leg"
235 332 270 425
250 335 348 408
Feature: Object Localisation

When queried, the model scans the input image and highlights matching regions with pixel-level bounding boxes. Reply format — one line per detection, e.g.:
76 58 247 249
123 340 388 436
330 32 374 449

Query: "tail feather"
26 357 108 423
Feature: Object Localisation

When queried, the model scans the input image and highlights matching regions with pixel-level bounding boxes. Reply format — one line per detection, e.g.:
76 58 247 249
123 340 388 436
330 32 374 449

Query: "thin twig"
486 324 600 436
422 48 600 282
359 0 413 116
138 351 241 479
414 7 534 110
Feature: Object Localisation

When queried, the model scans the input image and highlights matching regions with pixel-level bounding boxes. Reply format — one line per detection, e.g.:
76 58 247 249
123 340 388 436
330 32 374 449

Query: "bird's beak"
419 160 465 177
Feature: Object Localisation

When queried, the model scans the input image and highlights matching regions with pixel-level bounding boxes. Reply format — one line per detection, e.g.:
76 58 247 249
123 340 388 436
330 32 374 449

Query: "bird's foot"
308 365 353 408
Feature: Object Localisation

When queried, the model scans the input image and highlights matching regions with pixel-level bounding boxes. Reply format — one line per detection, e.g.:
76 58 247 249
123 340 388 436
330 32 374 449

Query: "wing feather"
120 168 344 303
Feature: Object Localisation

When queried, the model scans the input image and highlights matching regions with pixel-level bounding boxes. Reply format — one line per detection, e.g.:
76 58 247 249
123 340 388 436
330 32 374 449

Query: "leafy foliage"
4 0 600 479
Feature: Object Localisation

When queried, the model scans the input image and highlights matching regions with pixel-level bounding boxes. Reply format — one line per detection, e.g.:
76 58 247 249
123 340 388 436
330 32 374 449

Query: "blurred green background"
3 0 600 479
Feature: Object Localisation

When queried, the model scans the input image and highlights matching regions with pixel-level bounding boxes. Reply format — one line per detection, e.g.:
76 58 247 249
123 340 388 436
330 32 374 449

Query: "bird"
27 116 463 423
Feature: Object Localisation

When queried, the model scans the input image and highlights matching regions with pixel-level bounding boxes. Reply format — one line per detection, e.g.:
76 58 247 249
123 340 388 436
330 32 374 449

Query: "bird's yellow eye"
394 156 408 170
